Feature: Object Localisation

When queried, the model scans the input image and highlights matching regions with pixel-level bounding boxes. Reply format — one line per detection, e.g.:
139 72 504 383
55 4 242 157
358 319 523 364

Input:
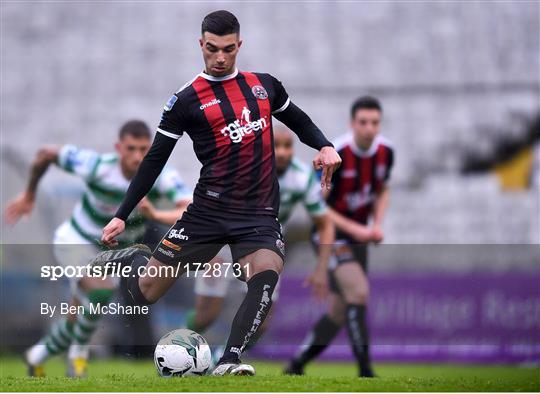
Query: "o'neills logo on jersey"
221 107 267 143
200 98 221 110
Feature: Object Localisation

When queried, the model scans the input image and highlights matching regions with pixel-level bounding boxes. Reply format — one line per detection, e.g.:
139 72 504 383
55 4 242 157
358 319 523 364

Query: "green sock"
44 317 74 356
185 309 197 331
72 289 114 345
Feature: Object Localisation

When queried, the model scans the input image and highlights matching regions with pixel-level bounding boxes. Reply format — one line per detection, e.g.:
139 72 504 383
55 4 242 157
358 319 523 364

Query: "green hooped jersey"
278 157 327 224
57 145 191 245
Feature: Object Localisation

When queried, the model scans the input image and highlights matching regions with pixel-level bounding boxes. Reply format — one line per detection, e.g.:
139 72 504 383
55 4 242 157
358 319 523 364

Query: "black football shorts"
153 204 285 271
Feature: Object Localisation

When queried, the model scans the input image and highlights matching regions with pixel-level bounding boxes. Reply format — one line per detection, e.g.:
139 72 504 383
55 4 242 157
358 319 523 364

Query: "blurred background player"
186 127 335 357
285 96 394 378
3 120 191 377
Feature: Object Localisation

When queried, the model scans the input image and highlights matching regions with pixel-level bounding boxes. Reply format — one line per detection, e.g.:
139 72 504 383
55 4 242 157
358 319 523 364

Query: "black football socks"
218 270 279 364
345 304 374 377
286 314 341 374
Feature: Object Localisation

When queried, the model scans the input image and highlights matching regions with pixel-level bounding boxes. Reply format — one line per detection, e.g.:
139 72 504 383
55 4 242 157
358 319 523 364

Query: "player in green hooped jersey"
186 127 335 351
4 120 192 377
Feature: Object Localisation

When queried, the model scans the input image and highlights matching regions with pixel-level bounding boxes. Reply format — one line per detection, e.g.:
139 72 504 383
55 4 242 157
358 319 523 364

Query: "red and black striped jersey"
327 134 394 224
157 69 291 216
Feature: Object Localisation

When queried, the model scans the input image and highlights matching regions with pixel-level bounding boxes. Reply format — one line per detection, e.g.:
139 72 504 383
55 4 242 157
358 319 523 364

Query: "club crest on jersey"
251 85 268 100
164 95 178 111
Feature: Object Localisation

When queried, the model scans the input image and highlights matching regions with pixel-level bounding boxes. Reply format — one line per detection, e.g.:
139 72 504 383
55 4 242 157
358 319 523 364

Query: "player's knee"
249 257 283 277
343 286 369 305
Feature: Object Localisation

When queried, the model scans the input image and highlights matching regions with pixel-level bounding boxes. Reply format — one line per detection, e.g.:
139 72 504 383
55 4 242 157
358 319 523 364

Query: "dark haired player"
285 96 394 378
4 120 191 377
97 10 341 376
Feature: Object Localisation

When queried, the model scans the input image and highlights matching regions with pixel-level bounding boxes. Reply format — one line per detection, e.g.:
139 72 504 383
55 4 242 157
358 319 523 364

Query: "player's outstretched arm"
273 102 341 188
4 145 60 225
101 132 178 246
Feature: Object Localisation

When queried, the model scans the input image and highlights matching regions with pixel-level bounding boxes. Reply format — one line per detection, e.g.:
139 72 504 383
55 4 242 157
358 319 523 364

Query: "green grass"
1 356 539 392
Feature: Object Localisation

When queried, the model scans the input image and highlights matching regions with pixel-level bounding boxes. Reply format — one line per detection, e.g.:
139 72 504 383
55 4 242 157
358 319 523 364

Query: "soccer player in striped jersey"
186 127 334 349
285 96 394 378
4 120 191 377
98 10 341 376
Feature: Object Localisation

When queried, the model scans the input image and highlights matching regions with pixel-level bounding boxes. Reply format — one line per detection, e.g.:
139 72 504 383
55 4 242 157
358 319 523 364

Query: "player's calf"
136 257 183 303
342 286 369 305
284 314 341 375
217 269 280 366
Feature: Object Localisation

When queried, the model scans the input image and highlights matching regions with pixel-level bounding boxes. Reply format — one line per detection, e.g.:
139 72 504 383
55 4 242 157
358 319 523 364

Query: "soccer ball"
154 329 212 377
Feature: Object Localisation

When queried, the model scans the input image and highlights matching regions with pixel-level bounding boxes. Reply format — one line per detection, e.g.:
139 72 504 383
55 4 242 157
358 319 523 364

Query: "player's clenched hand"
303 267 329 301
101 217 125 247
371 226 384 244
313 146 341 190
4 192 35 225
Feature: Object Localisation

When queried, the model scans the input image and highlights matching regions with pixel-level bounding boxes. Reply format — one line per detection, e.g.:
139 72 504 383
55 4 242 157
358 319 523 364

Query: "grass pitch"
1 356 539 392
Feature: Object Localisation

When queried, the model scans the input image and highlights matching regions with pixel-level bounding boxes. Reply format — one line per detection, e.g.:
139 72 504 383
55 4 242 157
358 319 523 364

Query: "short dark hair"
201 10 240 36
118 120 151 140
351 96 383 119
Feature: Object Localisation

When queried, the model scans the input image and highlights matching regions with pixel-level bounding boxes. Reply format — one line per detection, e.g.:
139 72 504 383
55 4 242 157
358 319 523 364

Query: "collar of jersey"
198 68 239 82
348 134 381 157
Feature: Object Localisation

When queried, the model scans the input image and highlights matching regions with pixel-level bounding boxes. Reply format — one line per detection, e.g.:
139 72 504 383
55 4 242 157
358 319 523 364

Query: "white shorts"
193 245 281 300
52 221 101 293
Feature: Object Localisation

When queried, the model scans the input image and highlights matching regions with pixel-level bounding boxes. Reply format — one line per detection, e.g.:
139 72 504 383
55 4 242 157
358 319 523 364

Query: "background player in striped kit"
4 120 192 377
186 127 334 353
285 96 394 378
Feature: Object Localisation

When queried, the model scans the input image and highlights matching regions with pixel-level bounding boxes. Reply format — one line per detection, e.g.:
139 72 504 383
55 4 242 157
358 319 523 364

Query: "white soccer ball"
154 329 212 377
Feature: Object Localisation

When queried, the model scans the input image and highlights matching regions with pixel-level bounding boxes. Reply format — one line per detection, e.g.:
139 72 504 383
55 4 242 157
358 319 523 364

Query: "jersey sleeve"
384 147 395 184
269 75 291 114
56 144 100 181
156 93 189 139
303 170 327 217
155 167 192 204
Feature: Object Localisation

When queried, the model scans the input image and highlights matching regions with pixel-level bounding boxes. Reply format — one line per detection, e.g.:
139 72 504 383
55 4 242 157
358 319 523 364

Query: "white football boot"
212 362 255 376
